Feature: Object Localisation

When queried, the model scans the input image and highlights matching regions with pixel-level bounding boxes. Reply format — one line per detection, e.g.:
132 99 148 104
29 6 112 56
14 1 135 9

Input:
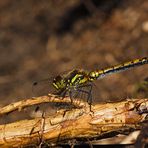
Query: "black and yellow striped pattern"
89 57 148 81
52 57 148 93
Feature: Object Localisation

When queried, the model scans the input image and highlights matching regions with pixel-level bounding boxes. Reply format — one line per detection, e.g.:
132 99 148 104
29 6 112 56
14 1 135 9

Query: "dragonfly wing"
32 78 56 96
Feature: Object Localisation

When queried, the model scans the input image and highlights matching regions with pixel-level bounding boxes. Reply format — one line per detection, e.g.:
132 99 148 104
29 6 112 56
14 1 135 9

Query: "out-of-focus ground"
0 0 148 123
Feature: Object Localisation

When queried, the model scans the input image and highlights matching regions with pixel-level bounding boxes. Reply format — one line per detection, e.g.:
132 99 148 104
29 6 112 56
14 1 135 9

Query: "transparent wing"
31 77 59 117
64 83 93 105
32 70 72 97
32 77 57 97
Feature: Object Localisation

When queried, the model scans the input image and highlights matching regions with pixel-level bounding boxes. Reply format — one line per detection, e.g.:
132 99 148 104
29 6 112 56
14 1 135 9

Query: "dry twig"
0 95 147 147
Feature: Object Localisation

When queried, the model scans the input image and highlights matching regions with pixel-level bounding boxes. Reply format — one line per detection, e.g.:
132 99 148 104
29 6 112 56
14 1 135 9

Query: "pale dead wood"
0 94 87 116
0 96 147 147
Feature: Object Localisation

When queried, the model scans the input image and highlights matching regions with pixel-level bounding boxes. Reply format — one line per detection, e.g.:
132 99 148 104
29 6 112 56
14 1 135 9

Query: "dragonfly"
33 57 148 105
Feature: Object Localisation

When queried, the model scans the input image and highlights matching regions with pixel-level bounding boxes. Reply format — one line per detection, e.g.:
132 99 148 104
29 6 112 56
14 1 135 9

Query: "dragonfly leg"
78 83 93 104
58 89 67 99
76 83 93 112
76 88 93 112
68 90 73 104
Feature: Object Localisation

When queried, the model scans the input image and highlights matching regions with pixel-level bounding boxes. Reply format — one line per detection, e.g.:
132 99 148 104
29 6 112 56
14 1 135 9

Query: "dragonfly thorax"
52 69 89 91
68 69 89 86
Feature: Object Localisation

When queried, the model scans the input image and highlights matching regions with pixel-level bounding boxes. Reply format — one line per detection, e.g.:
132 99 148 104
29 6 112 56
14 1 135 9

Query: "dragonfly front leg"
68 89 73 104
77 83 93 105
58 89 67 99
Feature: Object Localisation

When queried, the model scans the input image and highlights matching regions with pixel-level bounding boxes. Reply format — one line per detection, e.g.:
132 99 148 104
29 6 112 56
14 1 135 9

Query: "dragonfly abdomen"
89 57 148 81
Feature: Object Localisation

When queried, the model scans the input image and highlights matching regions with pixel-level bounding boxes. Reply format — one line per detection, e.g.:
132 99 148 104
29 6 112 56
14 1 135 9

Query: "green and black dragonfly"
33 57 148 104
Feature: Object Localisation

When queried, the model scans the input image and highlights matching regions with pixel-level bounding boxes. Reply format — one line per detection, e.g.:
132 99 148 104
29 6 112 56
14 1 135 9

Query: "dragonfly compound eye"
52 75 65 90
54 75 63 82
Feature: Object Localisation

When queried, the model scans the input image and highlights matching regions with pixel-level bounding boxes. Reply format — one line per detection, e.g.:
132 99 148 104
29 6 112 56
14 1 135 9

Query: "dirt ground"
0 0 148 123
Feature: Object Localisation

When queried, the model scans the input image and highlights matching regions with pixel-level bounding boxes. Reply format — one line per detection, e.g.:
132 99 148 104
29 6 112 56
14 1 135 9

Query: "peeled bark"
0 95 147 147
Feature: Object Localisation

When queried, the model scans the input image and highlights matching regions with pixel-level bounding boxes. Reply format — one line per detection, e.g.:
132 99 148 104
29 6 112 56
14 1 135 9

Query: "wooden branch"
0 94 87 116
0 96 147 147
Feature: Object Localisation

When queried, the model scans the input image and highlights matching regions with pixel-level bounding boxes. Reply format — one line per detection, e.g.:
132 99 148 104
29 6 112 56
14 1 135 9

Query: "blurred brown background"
0 0 148 122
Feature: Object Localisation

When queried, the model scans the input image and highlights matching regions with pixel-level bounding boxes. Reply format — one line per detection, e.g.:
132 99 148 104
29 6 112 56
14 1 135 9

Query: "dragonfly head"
52 75 66 90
